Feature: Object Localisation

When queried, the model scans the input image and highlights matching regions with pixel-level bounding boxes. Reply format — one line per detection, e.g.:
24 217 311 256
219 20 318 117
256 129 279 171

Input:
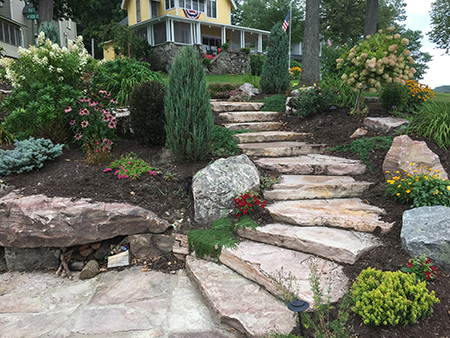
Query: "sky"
403 0 450 89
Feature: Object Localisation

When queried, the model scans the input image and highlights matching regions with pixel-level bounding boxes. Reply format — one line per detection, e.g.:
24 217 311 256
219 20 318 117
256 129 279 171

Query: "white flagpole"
288 0 292 71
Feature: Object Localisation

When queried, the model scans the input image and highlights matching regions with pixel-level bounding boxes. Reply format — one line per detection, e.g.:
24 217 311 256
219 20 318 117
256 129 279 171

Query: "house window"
66 19 71 29
136 0 141 22
0 20 22 47
207 0 216 18
174 22 190 44
64 33 69 48
153 22 167 45
165 0 175 10
151 1 158 18
180 0 204 12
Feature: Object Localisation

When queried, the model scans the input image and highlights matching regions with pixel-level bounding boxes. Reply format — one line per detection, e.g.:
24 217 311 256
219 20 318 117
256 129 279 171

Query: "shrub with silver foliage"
0 137 64 177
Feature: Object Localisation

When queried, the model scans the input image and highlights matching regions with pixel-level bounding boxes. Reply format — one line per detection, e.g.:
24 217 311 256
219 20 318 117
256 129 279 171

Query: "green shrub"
259 23 290 94
129 81 166 146
321 45 344 80
91 58 163 107
211 126 249 157
320 75 358 107
0 125 15 146
261 94 286 112
240 47 250 54
242 73 260 89
250 54 265 76
0 137 64 177
164 46 213 162
104 152 158 180
221 43 230 51
202 57 211 67
208 82 240 99
412 102 450 149
292 86 336 118
38 22 60 46
290 58 301 69
385 164 450 207
379 83 409 112
352 268 439 326
329 136 393 172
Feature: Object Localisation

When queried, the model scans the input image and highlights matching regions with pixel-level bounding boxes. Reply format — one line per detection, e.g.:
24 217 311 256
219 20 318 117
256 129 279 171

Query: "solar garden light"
329 105 337 122
287 299 310 337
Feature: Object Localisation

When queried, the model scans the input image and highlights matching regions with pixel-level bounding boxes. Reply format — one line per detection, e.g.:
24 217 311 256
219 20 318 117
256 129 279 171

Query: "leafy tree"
164 46 213 162
233 0 305 44
320 0 406 45
301 0 320 86
259 23 290 94
26 0 90 23
428 0 450 54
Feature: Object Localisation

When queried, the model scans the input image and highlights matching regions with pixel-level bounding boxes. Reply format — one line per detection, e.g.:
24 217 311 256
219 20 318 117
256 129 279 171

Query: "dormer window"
179 0 205 12
136 0 141 22
207 0 216 18
166 0 175 10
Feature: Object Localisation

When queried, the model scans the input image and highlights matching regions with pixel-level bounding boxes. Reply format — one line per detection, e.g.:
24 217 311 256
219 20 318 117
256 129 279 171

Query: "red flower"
426 257 431 264
407 262 413 268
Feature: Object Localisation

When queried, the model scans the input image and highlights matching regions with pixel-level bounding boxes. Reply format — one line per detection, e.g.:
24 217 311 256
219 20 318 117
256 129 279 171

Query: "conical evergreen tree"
164 46 213 162
259 23 290 94
38 22 61 46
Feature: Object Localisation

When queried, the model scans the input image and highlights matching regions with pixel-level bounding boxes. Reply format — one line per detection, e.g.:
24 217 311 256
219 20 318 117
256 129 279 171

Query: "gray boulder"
402 206 450 272
192 155 260 223
240 83 259 97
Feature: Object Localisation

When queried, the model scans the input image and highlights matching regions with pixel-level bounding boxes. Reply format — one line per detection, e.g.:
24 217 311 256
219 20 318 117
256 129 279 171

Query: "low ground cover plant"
233 191 266 217
207 82 240 99
261 94 286 112
352 267 439 326
385 164 450 207
211 125 243 157
401 254 439 283
320 75 357 107
292 85 337 118
330 136 393 171
0 137 64 177
103 152 158 180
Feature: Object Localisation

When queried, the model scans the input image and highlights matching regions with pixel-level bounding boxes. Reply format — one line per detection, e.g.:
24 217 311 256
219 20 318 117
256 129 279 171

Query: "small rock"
69 261 85 271
350 128 368 138
107 250 130 268
239 83 259 97
90 242 101 250
80 248 93 257
364 117 409 134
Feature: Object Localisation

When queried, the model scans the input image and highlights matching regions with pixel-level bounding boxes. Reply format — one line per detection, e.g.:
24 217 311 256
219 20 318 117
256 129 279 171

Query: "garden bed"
1 99 450 337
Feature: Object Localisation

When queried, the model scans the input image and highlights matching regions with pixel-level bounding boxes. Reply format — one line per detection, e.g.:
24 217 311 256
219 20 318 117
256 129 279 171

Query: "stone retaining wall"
151 42 203 72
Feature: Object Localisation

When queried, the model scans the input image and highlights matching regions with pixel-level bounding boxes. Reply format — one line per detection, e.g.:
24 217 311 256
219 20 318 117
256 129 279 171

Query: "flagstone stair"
183 100 392 337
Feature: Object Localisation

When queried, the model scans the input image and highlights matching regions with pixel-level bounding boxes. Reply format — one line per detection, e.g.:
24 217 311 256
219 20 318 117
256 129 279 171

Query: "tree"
320 0 406 45
233 0 305 44
364 0 379 37
301 0 320 86
397 28 432 80
259 23 290 93
428 0 450 54
27 0 91 24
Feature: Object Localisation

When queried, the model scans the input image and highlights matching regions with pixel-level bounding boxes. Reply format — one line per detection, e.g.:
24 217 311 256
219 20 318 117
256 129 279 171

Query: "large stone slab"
267 198 393 233
239 142 327 157
4 247 61 271
383 135 448 179
402 206 450 272
255 155 366 175
225 121 283 131
233 131 312 144
210 101 264 113
185 255 296 337
218 111 282 123
0 191 171 248
238 224 381 264
220 241 349 305
364 117 409 133
192 155 259 224
264 175 373 200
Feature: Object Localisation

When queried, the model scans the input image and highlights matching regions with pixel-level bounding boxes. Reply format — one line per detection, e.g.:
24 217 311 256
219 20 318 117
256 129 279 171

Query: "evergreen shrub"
0 137 64 177
129 81 166 146
352 268 439 326
38 22 60 46
164 46 214 162
250 54 265 76
259 23 290 94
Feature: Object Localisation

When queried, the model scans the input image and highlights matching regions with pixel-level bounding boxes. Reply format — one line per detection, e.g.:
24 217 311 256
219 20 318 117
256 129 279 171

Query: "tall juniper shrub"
129 81 166 146
164 46 213 162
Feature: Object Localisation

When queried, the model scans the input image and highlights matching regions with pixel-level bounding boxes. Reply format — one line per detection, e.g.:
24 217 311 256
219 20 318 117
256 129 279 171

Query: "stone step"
237 224 382 265
218 111 283 123
266 198 393 233
238 142 327 157
255 154 366 175
185 255 296 337
219 241 349 305
225 122 283 131
211 101 264 113
233 131 312 144
264 175 373 200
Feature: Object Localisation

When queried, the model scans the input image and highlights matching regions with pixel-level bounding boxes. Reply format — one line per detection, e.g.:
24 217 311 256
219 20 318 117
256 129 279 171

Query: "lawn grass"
431 92 450 103
159 73 256 85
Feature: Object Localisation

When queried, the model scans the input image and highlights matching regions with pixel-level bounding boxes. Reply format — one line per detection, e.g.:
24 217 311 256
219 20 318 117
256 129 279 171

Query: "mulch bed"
1 93 449 337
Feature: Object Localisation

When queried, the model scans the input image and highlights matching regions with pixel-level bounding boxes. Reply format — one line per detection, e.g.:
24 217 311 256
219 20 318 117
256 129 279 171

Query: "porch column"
190 22 194 44
170 19 175 42
166 20 170 42
258 33 262 53
221 26 226 45
197 23 201 45
147 25 153 45
240 30 245 49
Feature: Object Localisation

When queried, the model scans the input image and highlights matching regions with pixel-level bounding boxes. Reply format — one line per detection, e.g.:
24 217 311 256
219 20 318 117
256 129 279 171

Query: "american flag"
282 12 290 32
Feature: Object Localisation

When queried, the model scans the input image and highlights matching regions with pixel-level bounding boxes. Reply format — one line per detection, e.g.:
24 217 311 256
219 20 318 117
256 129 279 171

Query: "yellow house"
112 0 269 69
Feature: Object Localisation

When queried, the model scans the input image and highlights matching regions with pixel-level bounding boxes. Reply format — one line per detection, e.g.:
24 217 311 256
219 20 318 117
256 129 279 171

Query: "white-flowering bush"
337 27 416 94
0 32 95 88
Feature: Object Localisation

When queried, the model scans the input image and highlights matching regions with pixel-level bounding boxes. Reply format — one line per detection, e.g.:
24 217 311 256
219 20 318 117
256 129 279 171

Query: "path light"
288 299 309 337
329 105 337 122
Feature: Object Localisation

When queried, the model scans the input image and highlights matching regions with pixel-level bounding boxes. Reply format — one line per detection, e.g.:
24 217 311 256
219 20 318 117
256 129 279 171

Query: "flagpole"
288 0 292 70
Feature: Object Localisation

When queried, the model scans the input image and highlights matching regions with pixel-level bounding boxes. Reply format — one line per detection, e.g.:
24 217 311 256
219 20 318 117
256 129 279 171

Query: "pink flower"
89 101 98 107
65 106 72 113
108 121 116 129
74 133 82 140
79 108 90 116
69 120 76 125
81 120 89 128
103 115 110 122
